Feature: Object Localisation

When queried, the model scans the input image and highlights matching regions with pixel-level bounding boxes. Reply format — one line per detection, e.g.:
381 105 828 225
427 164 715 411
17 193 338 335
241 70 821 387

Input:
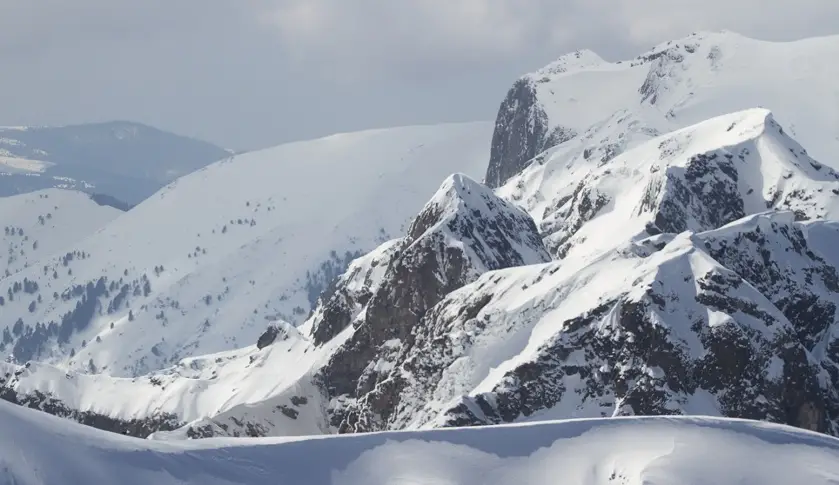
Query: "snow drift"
2 400 838 485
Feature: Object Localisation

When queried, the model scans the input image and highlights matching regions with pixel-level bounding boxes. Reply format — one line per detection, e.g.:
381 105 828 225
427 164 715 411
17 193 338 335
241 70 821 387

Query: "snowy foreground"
1 401 838 485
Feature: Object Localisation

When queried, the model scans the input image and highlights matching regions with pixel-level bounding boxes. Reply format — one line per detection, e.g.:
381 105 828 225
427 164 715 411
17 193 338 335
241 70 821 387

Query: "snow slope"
2 400 838 485
0 189 122 278
487 30 839 188
501 108 839 260
0 122 492 376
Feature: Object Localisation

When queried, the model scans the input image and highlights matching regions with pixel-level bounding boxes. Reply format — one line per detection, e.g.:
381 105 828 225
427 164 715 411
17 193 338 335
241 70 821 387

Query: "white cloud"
614 0 839 46
260 0 579 76
259 0 839 75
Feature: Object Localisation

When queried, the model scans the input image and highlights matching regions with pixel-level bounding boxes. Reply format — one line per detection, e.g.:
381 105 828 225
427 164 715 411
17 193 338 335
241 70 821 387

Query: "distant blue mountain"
0 121 231 204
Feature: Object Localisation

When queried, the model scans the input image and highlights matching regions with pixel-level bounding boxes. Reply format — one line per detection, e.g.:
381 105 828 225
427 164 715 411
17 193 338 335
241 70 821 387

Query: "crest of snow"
2 400 839 485
408 173 550 268
394 209 829 429
531 49 607 77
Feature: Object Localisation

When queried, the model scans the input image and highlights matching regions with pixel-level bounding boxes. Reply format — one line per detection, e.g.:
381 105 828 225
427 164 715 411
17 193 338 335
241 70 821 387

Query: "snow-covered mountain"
0 122 492 377
502 108 839 259
0 189 122 280
5 29 839 451
0 121 229 204
3 400 838 485
0 171 549 437
156 109 839 438
6 108 839 439
486 30 839 188
183 111 839 439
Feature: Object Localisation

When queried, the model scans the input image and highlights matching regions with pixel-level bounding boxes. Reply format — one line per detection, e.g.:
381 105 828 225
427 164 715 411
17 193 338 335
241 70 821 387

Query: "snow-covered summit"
531 49 607 77
0 169 550 439
186 171 549 437
382 209 839 434
405 173 549 268
500 108 839 260
487 30 839 187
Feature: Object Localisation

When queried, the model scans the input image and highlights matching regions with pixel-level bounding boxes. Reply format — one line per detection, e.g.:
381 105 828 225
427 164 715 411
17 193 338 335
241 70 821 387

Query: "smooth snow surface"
0 189 122 277
2 401 838 485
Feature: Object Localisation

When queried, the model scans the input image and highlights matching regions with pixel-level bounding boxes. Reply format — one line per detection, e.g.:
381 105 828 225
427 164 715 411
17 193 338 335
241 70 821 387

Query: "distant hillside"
0 121 230 204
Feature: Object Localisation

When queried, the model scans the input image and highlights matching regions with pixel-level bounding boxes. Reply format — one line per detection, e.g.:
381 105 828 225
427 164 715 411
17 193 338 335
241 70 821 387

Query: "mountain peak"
423 173 491 209
437 172 487 198
407 173 546 255
486 31 839 188
408 173 491 239
532 49 606 77
8 28 839 457
525 107 839 259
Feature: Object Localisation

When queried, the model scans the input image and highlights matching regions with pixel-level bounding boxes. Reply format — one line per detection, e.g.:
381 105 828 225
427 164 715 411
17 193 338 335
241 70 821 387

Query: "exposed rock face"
536 110 839 260
296 111 839 438
308 240 402 347
485 79 545 188
256 325 280 349
256 321 299 350
310 174 551 432
485 79 576 188
386 214 839 436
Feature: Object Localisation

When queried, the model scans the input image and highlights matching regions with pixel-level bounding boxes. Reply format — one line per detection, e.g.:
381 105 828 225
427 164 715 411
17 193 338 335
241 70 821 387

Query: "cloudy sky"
1 1 837 150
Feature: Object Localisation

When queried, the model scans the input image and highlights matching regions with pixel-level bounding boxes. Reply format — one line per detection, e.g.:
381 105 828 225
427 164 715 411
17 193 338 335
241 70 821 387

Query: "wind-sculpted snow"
4 400 839 485
0 322 325 438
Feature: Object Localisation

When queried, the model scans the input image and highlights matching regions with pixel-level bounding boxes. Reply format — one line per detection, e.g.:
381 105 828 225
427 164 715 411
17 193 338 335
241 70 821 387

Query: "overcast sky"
1 1 838 151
